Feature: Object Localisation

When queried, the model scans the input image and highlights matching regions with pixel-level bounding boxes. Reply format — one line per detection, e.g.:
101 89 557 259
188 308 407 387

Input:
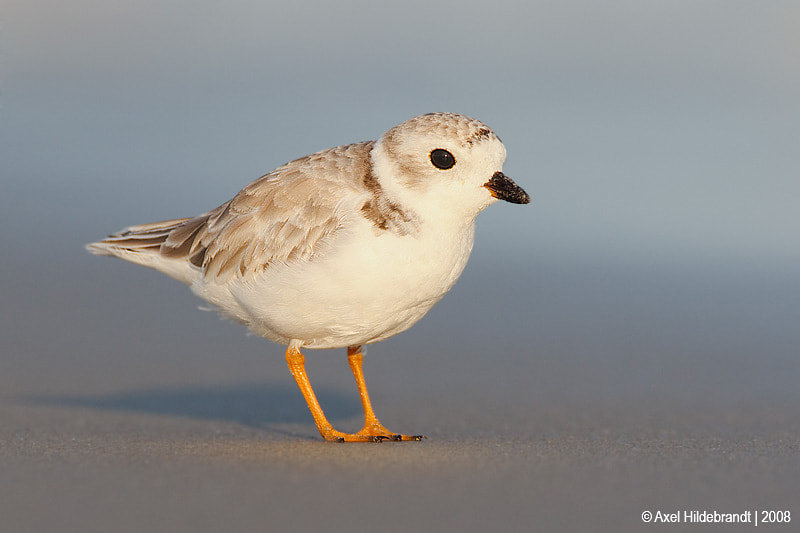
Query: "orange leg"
285 343 424 442
346 345 424 441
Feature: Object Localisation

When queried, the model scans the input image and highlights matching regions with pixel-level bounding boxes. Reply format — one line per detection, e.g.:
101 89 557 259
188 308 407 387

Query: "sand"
2 259 798 532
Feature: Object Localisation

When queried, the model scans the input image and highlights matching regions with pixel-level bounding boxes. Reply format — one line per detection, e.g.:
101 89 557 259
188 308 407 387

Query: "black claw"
331 434 424 442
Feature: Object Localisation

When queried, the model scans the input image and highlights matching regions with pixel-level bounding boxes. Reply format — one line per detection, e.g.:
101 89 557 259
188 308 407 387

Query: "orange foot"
320 423 425 443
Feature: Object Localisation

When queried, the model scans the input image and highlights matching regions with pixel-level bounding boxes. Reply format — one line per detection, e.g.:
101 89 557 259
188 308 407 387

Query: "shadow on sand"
24 382 361 430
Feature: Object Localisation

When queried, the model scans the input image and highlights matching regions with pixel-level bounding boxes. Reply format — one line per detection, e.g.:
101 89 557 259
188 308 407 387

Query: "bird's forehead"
383 112 500 148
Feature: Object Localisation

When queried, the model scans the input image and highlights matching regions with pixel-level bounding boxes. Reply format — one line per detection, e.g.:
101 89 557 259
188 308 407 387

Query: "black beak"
483 172 530 204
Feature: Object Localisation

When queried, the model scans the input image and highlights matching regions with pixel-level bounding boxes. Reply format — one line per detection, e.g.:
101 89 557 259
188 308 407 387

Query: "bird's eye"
429 149 456 170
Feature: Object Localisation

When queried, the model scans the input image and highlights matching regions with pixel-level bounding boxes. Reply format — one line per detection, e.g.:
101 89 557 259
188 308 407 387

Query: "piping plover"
87 112 530 442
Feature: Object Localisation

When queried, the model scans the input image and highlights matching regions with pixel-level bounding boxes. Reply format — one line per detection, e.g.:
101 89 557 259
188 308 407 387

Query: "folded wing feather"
88 141 375 282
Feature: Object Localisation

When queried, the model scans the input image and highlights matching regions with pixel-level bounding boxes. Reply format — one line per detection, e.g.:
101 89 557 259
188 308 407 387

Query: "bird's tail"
85 218 190 258
86 217 205 284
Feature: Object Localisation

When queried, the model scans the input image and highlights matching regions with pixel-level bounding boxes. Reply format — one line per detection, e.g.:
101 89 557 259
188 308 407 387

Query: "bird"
86 112 530 442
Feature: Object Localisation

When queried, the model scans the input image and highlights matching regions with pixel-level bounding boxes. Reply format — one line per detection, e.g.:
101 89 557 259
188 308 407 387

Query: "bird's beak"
483 172 531 204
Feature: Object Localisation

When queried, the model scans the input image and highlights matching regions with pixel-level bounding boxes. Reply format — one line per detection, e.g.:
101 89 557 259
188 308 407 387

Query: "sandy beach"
2 259 798 532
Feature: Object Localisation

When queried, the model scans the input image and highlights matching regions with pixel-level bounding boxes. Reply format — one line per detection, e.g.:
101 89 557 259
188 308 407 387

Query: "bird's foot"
320 423 425 443
328 433 426 443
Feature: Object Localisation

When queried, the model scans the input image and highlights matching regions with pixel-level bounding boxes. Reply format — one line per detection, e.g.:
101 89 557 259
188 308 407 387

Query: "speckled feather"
93 142 378 281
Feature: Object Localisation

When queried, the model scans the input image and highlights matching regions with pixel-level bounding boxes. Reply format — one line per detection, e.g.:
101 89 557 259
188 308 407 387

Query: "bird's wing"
93 141 374 282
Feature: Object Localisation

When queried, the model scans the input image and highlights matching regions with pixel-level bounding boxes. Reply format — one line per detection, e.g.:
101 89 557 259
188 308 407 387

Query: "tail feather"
86 218 191 257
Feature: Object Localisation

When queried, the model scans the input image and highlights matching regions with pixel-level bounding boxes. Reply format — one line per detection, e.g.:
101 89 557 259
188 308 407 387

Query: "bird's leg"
346 345 424 442
285 343 422 442
285 343 358 441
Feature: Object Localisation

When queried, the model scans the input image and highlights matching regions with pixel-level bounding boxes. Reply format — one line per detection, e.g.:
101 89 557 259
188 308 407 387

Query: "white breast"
192 212 476 349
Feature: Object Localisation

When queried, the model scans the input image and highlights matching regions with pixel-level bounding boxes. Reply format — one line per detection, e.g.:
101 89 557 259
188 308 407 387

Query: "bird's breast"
225 216 477 348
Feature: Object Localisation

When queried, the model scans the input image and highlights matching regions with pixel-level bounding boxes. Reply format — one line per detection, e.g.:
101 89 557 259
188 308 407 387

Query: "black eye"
429 149 455 170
